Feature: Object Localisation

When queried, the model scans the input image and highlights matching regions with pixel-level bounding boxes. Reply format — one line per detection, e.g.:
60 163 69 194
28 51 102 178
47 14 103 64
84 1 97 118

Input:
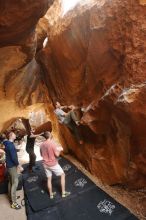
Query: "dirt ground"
64 154 146 220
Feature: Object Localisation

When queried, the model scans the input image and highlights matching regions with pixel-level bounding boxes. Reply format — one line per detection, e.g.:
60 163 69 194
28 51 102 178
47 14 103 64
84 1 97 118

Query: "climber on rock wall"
54 102 83 144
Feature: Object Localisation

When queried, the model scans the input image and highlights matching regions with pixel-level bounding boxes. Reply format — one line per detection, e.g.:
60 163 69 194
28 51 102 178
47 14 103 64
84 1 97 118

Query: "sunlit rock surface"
37 0 146 188
0 0 54 130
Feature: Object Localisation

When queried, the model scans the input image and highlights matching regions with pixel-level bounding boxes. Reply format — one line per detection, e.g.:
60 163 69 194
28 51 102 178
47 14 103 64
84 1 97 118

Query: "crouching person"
3 132 21 210
40 131 70 199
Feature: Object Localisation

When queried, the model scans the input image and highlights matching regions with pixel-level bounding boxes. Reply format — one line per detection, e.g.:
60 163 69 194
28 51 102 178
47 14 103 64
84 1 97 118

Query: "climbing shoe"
50 192 56 199
62 191 71 198
11 202 21 210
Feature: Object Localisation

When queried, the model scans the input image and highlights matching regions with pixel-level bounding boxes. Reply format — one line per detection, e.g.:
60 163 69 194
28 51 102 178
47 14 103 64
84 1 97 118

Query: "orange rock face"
0 0 53 46
0 0 146 188
37 0 146 188
0 0 54 130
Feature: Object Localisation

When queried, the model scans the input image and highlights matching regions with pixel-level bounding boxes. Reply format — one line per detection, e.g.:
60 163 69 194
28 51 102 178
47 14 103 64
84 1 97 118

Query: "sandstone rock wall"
38 0 146 188
0 0 54 130
0 0 146 188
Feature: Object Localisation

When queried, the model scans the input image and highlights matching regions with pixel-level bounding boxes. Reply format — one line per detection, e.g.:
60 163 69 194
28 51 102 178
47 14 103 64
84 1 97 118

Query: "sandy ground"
0 139 146 220
0 189 26 220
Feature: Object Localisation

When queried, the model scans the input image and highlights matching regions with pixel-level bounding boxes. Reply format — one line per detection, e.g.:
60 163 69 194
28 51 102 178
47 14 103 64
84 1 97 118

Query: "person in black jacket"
3 132 21 210
26 129 42 172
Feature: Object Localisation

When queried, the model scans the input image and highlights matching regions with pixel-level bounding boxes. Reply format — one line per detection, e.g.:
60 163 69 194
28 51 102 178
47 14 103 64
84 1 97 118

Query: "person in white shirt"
54 102 83 144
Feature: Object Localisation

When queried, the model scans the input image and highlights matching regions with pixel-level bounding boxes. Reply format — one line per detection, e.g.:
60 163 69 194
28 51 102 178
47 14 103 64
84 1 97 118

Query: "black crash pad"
22 157 138 220
58 187 138 220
